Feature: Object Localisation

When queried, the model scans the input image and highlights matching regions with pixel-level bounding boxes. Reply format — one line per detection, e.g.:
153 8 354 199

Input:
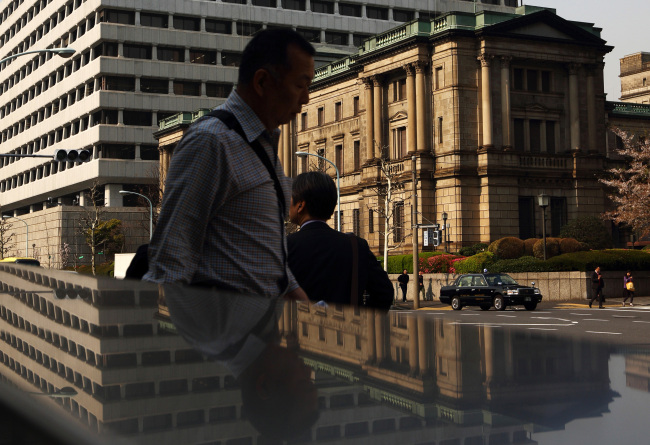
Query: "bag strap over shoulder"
206 109 285 215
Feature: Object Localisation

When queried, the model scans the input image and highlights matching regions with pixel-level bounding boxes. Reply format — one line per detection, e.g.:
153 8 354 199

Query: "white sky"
528 0 648 101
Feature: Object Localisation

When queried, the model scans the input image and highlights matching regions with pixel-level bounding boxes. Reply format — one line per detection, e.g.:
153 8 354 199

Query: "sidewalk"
392 295 650 310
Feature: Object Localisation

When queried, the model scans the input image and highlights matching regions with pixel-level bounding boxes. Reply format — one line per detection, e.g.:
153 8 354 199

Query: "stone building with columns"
619 52 650 104
281 6 619 253
0 0 523 266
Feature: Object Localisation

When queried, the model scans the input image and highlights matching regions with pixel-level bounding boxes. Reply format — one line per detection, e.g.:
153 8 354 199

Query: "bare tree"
366 149 411 271
76 181 124 275
601 129 650 239
0 207 15 259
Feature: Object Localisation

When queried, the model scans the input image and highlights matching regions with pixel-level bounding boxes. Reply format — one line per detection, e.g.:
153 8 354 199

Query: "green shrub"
490 256 545 273
559 237 585 254
387 255 408 274
455 251 496 274
559 216 613 250
458 243 489 257
419 254 462 273
533 237 560 259
74 261 115 276
643 245 650 251
523 238 537 257
488 237 525 259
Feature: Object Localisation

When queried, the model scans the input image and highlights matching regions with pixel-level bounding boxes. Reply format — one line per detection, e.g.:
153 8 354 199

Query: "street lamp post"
537 194 549 261
119 191 153 241
2 215 28 257
295 151 341 231
0 47 75 66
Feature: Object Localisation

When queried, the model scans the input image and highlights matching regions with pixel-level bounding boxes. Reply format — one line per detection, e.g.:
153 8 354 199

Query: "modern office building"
0 0 522 265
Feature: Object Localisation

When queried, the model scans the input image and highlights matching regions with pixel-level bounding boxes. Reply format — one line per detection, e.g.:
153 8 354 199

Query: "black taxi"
440 273 542 311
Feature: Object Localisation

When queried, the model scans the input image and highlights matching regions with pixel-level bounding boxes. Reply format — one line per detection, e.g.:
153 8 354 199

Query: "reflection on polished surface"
0 264 649 444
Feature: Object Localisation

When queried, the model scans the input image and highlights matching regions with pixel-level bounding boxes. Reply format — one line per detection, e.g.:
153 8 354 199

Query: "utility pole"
411 156 420 309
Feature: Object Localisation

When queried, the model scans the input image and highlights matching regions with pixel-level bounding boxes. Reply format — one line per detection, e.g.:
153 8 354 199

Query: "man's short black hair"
238 29 315 86
292 171 337 220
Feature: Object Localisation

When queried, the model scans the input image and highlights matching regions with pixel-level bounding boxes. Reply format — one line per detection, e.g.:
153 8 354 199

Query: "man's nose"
300 89 310 105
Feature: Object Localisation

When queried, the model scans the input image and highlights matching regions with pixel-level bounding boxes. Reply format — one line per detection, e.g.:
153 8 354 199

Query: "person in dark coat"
398 269 409 302
287 171 393 310
589 266 604 308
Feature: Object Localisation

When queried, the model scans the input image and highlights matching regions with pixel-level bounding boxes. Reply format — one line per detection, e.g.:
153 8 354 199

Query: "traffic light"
432 229 441 247
53 149 91 163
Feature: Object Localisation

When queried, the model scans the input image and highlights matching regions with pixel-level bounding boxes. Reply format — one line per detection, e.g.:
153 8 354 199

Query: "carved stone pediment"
389 111 408 121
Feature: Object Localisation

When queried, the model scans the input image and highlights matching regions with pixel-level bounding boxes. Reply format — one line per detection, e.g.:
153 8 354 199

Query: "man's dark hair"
292 171 337 220
238 29 315 86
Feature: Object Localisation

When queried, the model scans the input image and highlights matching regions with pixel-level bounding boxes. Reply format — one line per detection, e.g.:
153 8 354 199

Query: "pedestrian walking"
623 271 635 307
398 269 409 302
589 266 604 308
419 271 425 301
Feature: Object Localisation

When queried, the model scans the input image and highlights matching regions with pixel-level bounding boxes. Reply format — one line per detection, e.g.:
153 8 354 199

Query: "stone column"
586 65 597 152
366 309 376 361
282 124 291 176
104 184 123 207
415 61 427 153
568 63 581 151
404 64 416 153
478 53 493 148
374 312 384 362
372 76 383 157
500 56 512 149
363 78 374 161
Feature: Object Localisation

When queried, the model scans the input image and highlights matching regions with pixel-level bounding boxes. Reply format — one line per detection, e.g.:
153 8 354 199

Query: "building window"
173 81 200 96
366 6 388 20
353 34 370 47
392 127 407 159
140 78 168 94
206 82 232 98
301 112 307 130
173 16 200 31
353 209 360 236
99 9 135 25
282 0 306 11
318 325 325 341
529 119 541 153
336 331 343 346
205 19 231 34
514 118 525 151
353 96 359 116
518 197 536 240
393 9 414 22
252 0 276 6
123 111 152 126
102 76 135 91
221 52 241 67
392 79 406 102
435 66 443 90
335 144 343 174
190 50 217 65
93 42 118 58
513 68 524 90
325 31 348 45
353 140 360 170
297 27 320 43
140 12 168 28
369 209 374 233
550 197 567 237
123 44 151 60
437 117 443 144
237 22 263 36
311 0 334 14
339 3 362 17
393 202 404 243
157 46 184 62
317 107 324 126
546 121 556 154
334 102 342 121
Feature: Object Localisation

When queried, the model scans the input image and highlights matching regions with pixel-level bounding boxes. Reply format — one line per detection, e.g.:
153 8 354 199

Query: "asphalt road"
400 297 650 347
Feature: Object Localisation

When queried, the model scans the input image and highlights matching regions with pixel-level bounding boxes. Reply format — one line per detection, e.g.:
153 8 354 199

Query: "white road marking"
531 317 578 324
633 320 650 324
450 322 574 327
460 313 481 316
583 319 608 322
496 315 517 318
528 328 558 331
585 331 622 335
570 313 594 316
612 315 636 318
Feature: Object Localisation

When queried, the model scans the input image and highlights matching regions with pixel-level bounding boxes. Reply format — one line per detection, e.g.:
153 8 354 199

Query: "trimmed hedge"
523 238 537 257
533 237 560 259
489 249 650 273
488 237 524 259
559 216 613 250
72 261 115 276
559 237 586 254
382 252 446 274
458 243 489 257
455 251 496 274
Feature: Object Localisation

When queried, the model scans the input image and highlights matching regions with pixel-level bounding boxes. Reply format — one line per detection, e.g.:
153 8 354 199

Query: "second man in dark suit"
287 171 393 310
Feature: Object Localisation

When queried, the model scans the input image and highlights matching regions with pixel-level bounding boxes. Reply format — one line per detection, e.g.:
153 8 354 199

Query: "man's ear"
296 200 307 214
252 69 271 96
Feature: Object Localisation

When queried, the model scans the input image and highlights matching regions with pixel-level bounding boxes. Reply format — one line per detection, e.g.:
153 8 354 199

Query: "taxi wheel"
480 304 491 311
451 297 462 310
493 295 506 311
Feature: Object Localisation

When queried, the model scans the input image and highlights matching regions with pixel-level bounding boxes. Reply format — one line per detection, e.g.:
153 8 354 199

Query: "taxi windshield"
486 274 518 286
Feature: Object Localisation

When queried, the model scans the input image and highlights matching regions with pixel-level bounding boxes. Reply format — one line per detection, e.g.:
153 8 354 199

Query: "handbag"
626 281 635 292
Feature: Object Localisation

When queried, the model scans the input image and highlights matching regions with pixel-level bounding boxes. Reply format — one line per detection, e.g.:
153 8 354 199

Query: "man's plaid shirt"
144 91 298 298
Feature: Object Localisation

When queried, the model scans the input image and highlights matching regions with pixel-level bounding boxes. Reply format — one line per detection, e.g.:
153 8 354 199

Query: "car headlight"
506 290 519 295
534 288 540 294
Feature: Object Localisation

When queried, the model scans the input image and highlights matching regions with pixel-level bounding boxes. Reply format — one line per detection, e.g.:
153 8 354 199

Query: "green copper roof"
609 102 650 117
157 108 212 131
